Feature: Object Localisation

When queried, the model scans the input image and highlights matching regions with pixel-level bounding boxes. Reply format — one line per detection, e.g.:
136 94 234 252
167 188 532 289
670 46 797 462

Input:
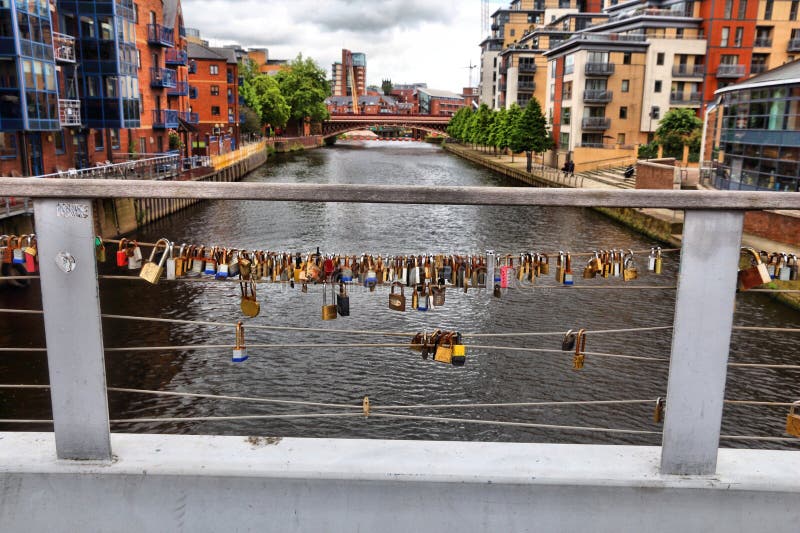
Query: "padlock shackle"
740 247 763 265
148 238 171 263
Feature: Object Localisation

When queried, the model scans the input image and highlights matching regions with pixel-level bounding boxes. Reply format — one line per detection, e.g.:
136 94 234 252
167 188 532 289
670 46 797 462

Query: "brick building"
0 0 194 177
331 49 366 98
416 88 466 116
187 42 239 154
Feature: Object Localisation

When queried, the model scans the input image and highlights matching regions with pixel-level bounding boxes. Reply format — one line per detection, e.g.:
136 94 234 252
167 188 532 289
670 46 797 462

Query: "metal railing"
716 64 746 78
146 23 174 47
583 90 612 103
582 117 611 129
518 63 537 73
788 39 800 52
2 178 799 477
754 37 772 47
58 99 81 126
167 81 189 97
672 65 704 77
38 154 182 180
669 91 703 105
150 67 177 89
0 197 32 220
152 109 179 128
52 32 75 63
165 49 188 66
585 62 615 75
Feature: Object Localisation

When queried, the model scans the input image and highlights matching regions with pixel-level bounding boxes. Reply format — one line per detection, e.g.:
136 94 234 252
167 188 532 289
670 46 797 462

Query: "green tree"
473 104 493 151
239 105 263 136
504 104 522 162
446 107 472 142
510 98 554 172
381 79 393 96
655 108 702 162
275 54 330 131
239 71 290 129
488 108 506 155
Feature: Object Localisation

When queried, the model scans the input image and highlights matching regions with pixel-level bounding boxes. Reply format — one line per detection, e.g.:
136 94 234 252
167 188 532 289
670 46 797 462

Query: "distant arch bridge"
322 114 450 139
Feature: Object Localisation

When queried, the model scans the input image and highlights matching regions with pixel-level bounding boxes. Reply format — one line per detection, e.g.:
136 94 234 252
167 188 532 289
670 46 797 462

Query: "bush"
638 142 658 159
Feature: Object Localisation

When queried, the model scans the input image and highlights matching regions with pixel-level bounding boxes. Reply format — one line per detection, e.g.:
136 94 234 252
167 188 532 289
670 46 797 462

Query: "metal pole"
34 198 111 461
660 209 743 475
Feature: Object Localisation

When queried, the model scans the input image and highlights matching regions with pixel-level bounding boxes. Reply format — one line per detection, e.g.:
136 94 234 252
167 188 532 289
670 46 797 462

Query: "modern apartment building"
331 49 366 98
416 88 466 116
187 42 239 152
0 0 194 177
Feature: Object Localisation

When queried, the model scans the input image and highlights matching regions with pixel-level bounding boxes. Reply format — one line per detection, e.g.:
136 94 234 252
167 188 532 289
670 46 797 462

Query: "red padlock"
22 235 37 273
116 238 129 267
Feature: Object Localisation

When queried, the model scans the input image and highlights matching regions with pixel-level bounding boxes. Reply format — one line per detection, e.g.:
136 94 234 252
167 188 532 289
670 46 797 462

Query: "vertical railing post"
34 199 111 461
485 250 495 294
660 210 743 475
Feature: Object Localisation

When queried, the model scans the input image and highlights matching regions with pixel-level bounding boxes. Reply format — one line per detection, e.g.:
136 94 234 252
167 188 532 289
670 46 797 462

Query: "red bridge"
322 114 451 139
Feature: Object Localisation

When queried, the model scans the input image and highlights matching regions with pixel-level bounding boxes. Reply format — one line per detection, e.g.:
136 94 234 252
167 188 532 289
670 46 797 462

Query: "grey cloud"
300 0 450 33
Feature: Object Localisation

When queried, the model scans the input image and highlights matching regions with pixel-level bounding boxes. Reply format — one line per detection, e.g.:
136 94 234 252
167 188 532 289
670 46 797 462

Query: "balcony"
498 82 507 92
519 63 537 73
147 24 174 47
672 65 704 78
583 89 613 103
518 82 535 92
499 63 508 75
788 39 800 52
181 111 199 124
750 63 768 74
754 38 772 48
716 64 746 78
165 49 188 66
581 117 611 129
58 99 81 126
152 109 179 129
52 32 76 63
150 67 177 89
669 91 703 105
168 81 188 97
585 62 615 76
227 72 234 84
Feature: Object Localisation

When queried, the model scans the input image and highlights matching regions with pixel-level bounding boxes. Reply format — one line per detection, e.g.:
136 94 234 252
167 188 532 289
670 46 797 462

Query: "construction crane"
465 60 477 88
348 56 359 115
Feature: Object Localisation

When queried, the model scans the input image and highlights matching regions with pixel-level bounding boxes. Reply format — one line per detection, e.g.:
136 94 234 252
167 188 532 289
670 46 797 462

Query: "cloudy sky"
182 0 500 93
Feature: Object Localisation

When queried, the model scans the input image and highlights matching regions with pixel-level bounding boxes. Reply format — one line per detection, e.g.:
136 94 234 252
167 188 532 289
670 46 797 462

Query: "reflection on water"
1 141 798 449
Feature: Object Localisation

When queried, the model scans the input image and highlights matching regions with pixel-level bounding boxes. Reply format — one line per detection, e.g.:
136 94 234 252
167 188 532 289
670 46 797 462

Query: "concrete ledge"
2 433 800 532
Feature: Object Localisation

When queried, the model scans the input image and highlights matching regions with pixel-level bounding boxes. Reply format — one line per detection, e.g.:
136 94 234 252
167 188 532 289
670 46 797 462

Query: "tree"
655 108 702 163
509 98 554 172
381 79 393 96
488 108 506 155
446 107 472 142
473 104 493 151
274 54 330 132
239 71 290 129
504 104 522 162
239 105 262 136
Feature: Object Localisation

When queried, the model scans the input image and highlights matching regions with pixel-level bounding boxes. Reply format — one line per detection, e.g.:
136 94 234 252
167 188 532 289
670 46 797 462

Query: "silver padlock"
166 242 176 280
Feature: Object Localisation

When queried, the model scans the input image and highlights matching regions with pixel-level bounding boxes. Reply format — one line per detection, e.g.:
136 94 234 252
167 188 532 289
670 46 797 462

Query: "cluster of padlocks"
0 235 38 276
737 247 799 291
410 330 466 366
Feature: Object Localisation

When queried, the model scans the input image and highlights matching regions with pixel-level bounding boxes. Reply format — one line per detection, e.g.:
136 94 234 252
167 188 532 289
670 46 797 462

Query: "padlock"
786 401 800 437
622 250 638 281
540 253 550 275
613 249 622 277
500 256 512 288
648 247 656 271
561 329 576 351
128 240 142 270
573 328 586 370
340 257 353 283
653 397 665 424
789 254 799 281
337 282 350 317
389 282 406 311
116 238 129 267
431 282 445 307
416 284 429 311
563 253 574 286
165 241 176 280
434 332 455 364
779 253 792 281
174 243 187 277
232 321 248 362
322 282 338 320
11 235 24 264
240 279 260 317
583 255 596 279
654 247 663 275
139 238 170 284
737 247 771 291
493 283 501 298
452 333 466 366
215 248 229 279
191 245 205 274
410 331 425 353
94 236 106 264
555 251 565 283
364 264 378 288
226 249 240 278
766 252 779 279
23 235 38 273
601 250 611 278
203 246 217 275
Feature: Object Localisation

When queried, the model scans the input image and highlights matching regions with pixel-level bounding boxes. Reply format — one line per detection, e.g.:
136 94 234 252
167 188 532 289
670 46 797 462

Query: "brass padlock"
232 321 247 362
389 282 406 311
240 279 260 318
737 247 771 291
434 332 455 364
787 401 800 437
653 397 665 424
321 282 338 320
563 252 574 285
622 250 638 281
139 238 170 284
431 283 445 306
572 328 586 370
540 253 550 275
555 251 564 283
654 247 663 275
95 236 106 263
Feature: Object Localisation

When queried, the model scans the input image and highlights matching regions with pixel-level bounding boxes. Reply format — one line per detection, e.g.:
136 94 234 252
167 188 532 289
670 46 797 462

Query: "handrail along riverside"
1 177 799 476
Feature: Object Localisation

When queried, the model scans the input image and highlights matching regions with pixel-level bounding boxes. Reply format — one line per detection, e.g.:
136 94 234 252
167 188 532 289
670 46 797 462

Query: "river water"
1 141 798 448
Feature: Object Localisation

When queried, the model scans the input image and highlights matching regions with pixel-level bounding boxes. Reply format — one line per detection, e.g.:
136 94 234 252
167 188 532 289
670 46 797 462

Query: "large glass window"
0 132 16 158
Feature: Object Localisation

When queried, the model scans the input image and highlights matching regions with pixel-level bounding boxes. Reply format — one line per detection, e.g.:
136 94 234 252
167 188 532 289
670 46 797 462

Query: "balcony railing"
150 67 177 89
750 63 768 74
753 38 772 48
517 82 535 92
581 117 611 129
165 49 188 66
788 39 800 52
58 99 81 126
672 65 704 77
583 90 613 103
152 109 179 128
519 63 537 73
585 62 615 75
168 81 188 96
147 23 174 47
52 32 76 63
716 64 746 78
181 111 199 124
669 91 703 105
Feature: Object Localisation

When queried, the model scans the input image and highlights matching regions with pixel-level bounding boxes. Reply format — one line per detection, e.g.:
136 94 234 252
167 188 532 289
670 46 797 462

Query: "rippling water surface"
2 141 798 448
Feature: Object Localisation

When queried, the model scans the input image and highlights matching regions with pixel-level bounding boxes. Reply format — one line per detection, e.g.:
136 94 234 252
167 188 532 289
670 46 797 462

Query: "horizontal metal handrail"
0 179 798 209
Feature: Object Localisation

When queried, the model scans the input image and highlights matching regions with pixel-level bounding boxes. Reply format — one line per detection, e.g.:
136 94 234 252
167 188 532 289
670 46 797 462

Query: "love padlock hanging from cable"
240 279 260 318
653 397 665 424
139 238 170 284
572 328 586 370
115 238 129 267
232 321 248 362
786 400 800 438
321 281 338 320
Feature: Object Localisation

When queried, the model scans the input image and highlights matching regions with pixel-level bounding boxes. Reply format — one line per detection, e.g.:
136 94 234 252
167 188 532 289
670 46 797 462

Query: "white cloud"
181 0 483 92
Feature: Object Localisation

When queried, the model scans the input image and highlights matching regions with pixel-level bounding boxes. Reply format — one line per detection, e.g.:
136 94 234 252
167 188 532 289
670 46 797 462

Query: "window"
136 50 140 69
139 137 146 155
510 29 515 36
110 129 120 150
655 80 662 92
211 105 220 115
210 85 219 96
134 3 138 23
1 133 17 159
737 0 748 18
149 10 156 24
559 132 569 150
721 27 729 46
734 27 743 46
210 64 219 75
562 81 572 99
764 0 773 19
94 129 104 151
621 79 630 92
656 52 664 65
623 52 631 65
617 133 626 145
619 106 628 119
564 54 574 74
562 107 571 125
724 0 733 17
792 0 799 19
54 131 65 154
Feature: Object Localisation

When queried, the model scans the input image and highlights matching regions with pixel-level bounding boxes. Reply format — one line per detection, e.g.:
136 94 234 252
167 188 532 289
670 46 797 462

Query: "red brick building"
187 43 240 154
